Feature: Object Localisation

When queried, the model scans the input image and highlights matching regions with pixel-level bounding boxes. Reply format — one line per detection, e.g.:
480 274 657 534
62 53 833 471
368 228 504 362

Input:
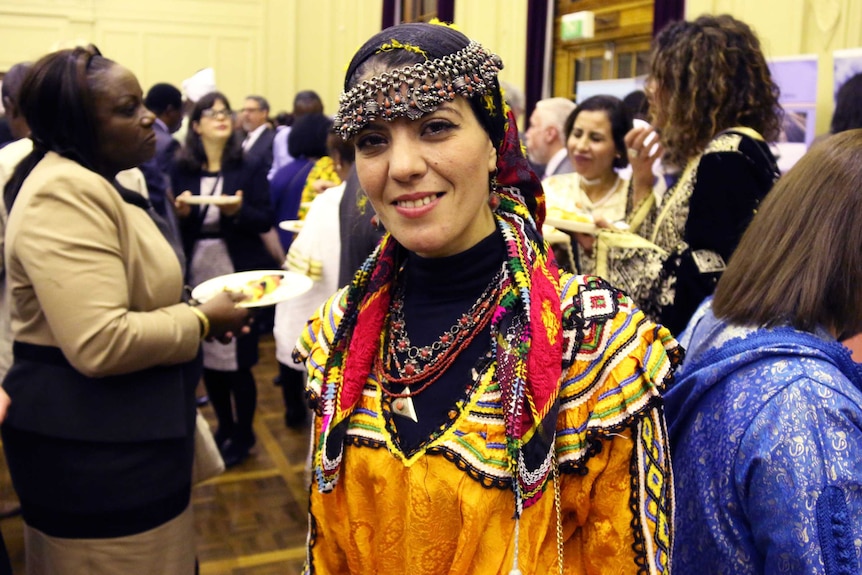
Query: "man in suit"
240 95 275 170
524 97 577 179
141 83 183 216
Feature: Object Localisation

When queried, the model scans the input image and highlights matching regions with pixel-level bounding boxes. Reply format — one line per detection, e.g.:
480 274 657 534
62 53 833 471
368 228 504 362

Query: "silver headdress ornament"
334 41 504 139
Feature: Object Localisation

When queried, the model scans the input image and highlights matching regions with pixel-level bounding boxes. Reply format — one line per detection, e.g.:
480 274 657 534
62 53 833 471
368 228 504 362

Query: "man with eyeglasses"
240 95 281 333
240 95 275 170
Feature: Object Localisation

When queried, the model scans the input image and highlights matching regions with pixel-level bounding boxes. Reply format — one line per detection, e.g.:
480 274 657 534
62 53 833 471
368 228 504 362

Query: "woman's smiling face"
354 97 498 258
567 109 617 181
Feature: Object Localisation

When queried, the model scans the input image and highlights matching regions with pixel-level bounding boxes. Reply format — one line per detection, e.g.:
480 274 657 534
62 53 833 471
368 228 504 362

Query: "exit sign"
561 11 595 41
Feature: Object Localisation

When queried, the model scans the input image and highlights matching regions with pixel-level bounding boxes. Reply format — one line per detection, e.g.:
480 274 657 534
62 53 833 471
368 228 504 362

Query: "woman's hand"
0 387 10 423
174 191 193 218
219 190 243 216
195 291 252 342
624 125 663 205
573 231 596 255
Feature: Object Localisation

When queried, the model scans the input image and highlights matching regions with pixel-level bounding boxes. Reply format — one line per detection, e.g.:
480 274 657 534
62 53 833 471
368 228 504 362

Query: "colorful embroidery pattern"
297 272 679 574
632 406 673 575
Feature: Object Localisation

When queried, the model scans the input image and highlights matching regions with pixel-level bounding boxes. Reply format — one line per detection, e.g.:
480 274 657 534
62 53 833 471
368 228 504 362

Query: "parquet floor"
0 335 312 575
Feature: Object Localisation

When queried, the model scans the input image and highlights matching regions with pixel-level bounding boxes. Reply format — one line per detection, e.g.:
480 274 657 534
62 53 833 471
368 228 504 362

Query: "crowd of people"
0 11 859 575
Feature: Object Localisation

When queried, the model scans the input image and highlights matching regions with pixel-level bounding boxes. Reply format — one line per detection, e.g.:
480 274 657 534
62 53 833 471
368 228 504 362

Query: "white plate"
179 195 241 206
544 216 598 235
542 225 571 244
191 270 313 308
278 220 304 234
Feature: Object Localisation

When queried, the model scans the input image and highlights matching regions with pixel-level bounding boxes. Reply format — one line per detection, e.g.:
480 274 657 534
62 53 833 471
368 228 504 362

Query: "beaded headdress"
333 41 504 139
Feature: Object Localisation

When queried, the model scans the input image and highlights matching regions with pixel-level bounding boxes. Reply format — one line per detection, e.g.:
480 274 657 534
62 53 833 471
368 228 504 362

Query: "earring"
370 214 382 230
488 170 500 211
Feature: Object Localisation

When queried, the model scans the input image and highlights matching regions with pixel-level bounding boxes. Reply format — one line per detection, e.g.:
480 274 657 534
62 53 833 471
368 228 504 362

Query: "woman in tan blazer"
1 46 249 574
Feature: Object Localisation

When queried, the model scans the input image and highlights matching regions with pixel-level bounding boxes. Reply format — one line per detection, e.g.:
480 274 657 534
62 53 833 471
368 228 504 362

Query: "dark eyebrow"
433 103 464 118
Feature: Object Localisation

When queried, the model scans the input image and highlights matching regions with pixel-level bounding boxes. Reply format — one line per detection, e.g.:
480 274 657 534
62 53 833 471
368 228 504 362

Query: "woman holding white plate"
172 91 276 467
542 95 636 273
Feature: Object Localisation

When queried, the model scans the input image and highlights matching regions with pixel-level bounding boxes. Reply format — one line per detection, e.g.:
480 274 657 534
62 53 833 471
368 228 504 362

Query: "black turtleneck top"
385 227 507 454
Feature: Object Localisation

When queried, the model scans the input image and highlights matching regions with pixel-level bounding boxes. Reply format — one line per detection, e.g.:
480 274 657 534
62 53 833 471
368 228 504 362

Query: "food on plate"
545 206 594 224
230 274 282 303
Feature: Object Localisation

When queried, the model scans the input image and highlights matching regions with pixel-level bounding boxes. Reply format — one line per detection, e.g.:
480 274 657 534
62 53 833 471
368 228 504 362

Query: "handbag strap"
650 156 699 244
626 189 655 235
723 126 765 142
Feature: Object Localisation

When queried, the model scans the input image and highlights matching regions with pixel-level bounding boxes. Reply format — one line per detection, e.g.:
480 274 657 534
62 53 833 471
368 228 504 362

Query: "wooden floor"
0 335 313 574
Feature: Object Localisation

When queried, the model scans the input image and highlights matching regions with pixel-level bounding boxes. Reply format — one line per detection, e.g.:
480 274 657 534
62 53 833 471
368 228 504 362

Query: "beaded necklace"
376 265 503 400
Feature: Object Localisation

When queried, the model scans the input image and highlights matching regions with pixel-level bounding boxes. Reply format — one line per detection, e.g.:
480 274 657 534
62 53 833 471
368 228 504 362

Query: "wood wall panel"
0 15 71 69
216 36 258 107
455 0 528 96
141 33 214 90
0 0 383 114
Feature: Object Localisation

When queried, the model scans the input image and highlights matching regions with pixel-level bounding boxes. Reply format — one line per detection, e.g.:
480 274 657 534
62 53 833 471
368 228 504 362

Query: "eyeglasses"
201 108 232 119
240 107 263 114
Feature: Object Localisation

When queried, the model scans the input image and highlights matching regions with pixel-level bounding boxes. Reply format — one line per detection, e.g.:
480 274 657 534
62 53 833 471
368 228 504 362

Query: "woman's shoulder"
702 128 777 169
293 285 350 398
555 272 680 431
558 272 679 370
542 172 580 192
732 357 862 480
21 153 114 203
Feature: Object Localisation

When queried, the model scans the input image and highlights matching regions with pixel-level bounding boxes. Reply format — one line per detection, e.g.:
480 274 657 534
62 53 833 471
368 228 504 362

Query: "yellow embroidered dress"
296 262 678 574
299 25 679 572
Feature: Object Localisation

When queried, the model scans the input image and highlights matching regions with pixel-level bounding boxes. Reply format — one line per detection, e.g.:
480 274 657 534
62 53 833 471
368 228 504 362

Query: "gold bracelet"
188 306 211 340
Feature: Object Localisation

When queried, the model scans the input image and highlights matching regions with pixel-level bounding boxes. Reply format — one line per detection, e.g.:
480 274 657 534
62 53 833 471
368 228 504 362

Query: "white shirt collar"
243 124 268 151
544 148 568 178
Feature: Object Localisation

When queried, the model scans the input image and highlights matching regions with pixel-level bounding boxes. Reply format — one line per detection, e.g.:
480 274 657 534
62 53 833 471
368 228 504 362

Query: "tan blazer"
5 152 201 376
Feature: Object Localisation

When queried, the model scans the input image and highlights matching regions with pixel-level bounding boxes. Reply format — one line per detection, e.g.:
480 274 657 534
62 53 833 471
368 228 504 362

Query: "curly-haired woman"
600 14 781 335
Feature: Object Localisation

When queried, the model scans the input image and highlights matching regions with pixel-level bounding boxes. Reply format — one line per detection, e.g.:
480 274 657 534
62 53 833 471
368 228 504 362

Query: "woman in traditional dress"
542 95 635 273
293 22 680 575
605 14 781 335
665 129 862 574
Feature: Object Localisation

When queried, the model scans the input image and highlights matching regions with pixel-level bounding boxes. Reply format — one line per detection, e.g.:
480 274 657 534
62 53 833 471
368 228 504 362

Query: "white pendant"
391 389 418 422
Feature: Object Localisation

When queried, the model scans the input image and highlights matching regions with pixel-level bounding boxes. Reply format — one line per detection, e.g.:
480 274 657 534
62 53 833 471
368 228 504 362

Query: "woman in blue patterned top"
664 129 862 574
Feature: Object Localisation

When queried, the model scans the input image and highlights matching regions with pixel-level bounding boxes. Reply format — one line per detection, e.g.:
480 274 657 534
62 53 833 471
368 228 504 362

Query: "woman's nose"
388 134 425 182
141 108 155 126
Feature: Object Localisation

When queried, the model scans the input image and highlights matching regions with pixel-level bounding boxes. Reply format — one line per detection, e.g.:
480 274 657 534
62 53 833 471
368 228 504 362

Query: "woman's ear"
487 144 497 173
192 121 201 135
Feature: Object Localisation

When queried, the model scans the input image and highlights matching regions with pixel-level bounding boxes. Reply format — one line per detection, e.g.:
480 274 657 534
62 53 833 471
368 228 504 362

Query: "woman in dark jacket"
172 91 276 467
